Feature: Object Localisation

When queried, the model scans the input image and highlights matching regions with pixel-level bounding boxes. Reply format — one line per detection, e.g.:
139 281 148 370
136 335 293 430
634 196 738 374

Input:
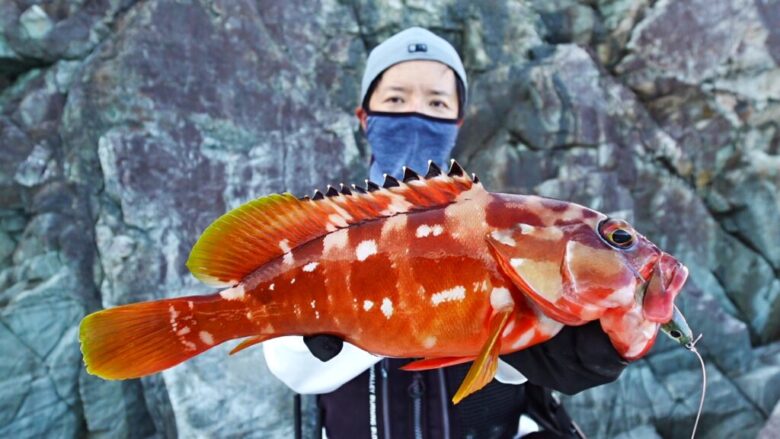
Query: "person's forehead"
377 60 456 90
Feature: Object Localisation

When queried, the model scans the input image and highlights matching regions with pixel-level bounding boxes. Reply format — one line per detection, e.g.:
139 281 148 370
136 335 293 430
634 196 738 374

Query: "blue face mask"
366 111 459 183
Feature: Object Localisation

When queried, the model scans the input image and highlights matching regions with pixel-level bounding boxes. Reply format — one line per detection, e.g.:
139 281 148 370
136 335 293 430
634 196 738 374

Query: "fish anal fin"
452 308 512 404
400 356 475 371
229 335 272 355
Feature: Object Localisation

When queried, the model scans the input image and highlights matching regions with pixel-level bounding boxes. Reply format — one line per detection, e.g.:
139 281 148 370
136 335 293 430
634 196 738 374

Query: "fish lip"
642 254 689 323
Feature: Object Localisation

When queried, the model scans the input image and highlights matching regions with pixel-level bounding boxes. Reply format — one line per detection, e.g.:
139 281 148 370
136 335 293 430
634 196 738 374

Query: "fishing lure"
80 161 690 404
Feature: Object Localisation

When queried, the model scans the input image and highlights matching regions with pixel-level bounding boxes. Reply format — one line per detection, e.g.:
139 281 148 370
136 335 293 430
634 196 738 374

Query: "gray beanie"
360 27 468 111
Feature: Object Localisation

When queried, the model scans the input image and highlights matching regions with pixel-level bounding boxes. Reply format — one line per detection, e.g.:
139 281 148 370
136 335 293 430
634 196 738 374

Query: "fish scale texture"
0 0 779 438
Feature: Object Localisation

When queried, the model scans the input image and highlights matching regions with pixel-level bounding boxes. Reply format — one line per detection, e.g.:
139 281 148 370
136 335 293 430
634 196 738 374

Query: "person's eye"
430 100 448 108
385 96 403 104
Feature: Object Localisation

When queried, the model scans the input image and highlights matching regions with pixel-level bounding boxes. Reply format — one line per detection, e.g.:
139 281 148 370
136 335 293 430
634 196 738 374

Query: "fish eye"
598 219 636 250
610 229 633 246
670 330 682 339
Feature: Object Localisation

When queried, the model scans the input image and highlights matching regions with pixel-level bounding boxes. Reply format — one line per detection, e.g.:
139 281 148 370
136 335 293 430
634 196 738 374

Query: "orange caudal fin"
80 294 252 380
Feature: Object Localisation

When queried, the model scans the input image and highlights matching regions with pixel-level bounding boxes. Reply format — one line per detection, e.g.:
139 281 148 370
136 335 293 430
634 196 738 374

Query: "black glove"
303 321 628 393
501 320 628 395
303 334 344 361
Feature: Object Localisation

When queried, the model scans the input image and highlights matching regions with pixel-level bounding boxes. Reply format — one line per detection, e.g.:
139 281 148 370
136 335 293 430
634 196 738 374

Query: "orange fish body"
80 162 688 403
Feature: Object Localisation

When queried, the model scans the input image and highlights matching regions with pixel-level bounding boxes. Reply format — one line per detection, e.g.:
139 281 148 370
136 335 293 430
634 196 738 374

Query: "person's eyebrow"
427 89 453 97
383 85 409 93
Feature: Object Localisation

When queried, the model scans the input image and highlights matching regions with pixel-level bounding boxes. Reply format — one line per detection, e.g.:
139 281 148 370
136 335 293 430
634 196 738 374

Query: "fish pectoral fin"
400 356 475 371
452 308 512 404
229 335 272 355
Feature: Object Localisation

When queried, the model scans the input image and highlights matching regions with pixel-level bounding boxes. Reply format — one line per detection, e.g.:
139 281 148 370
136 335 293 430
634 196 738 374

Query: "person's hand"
303 334 344 361
502 321 629 395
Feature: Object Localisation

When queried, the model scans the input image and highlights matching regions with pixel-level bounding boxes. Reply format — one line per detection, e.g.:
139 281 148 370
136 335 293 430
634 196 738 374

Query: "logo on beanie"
407 43 427 53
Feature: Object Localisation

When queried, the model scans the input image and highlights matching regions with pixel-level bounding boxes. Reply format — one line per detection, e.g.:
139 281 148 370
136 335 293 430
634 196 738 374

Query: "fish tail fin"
80 294 250 380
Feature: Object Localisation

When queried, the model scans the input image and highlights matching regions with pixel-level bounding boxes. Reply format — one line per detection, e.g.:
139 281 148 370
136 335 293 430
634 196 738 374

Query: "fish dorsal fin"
186 160 483 286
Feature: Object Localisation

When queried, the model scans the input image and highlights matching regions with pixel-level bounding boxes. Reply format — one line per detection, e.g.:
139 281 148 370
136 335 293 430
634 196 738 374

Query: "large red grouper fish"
80 161 690 403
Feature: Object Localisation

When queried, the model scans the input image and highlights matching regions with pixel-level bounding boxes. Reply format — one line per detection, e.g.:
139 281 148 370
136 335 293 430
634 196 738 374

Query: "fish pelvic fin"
452 308 512 405
186 162 482 287
80 294 250 380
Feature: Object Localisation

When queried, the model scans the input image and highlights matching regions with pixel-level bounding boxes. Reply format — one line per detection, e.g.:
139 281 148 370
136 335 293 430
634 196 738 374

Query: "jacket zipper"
409 372 424 439
381 360 391 439
437 369 450 439
369 365 378 439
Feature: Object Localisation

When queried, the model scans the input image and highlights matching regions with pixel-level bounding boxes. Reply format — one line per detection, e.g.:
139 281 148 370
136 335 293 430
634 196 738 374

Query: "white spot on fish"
536 312 564 336
385 192 413 213
183 341 197 351
169 305 180 331
176 327 191 336
315 311 320 319
502 320 515 337
246 311 253 320
310 300 316 309
560 205 584 221
220 284 246 301
279 239 291 253
431 286 466 306
303 261 319 272
423 336 437 348
416 225 431 238
363 300 374 311
491 229 516 247
323 228 349 253
445 184 491 240
283 252 294 265
290 278 296 284
605 282 636 307
519 224 536 234
536 227 564 241
328 213 349 228
356 240 377 261
381 214 408 236
416 224 444 238
188 301 194 310
512 329 536 349
269 283 275 291
381 298 393 318
199 331 214 346
490 287 515 310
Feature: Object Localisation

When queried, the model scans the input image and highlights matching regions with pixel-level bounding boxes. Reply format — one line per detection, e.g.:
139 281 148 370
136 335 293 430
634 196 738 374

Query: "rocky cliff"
1 0 778 437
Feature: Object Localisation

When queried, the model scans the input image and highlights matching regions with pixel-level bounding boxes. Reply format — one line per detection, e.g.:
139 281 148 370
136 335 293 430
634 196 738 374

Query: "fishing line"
685 334 705 439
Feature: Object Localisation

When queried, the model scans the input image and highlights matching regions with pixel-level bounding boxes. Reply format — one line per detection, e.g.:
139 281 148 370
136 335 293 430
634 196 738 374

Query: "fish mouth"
642 253 689 323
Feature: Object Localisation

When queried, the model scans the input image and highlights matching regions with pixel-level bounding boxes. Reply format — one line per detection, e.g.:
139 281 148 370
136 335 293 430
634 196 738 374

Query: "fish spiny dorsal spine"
403 166 421 182
186 160 481 286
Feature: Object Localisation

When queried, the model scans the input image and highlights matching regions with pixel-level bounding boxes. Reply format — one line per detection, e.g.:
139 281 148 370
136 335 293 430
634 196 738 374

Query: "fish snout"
642 253 689 323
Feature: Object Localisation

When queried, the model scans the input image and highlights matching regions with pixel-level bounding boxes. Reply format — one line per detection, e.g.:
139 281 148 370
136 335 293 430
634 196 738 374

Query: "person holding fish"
79 26 700 439
260 27 633 439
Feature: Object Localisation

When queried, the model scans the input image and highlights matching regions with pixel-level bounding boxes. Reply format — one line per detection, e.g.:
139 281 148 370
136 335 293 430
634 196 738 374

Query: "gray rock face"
0 0 778 437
